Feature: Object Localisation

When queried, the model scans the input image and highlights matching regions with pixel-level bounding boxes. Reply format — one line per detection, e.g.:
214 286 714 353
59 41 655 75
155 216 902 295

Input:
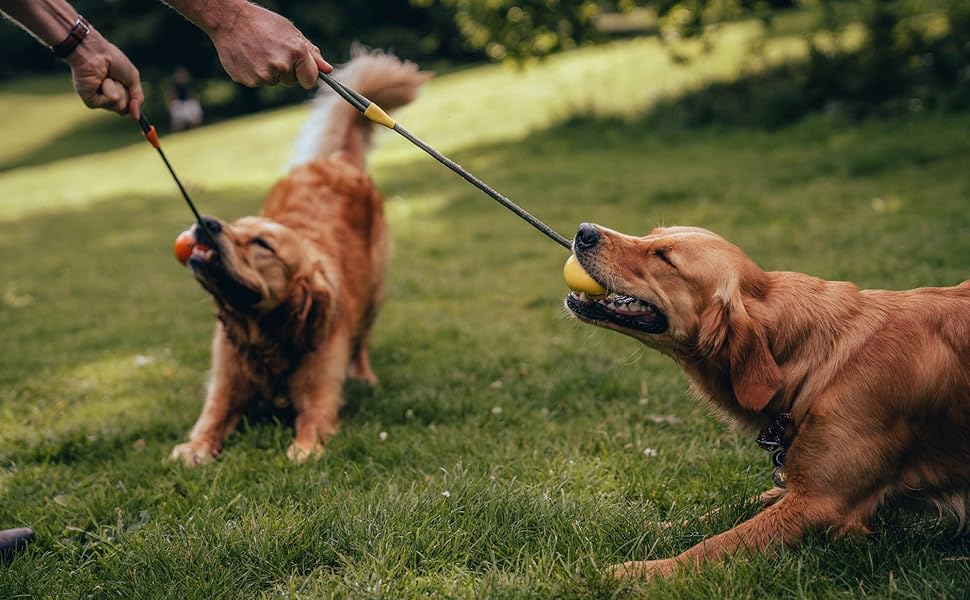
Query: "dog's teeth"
633 301 654 314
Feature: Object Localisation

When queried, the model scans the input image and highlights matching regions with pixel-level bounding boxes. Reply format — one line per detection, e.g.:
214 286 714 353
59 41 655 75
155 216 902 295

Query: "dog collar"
756 412 793 487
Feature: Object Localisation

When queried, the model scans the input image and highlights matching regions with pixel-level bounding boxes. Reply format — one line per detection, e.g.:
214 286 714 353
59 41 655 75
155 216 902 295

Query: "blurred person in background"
169 66 203 131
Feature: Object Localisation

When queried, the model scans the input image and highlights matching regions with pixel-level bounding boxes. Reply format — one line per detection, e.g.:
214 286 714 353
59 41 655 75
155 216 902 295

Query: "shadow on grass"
4 106 968 477
0 114 145 173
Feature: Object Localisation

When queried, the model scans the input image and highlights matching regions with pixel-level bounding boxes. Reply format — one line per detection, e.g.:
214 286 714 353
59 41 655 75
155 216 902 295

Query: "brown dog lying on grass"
564 223 970 578
169 51 430 466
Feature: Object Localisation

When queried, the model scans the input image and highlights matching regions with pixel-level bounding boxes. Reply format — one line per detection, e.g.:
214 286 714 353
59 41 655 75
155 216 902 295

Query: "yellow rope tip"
363 103 396 129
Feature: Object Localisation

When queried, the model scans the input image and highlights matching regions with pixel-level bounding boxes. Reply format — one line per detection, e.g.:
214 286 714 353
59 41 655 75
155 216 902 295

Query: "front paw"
169 441 218 467
608 559 678 580
349 371 379 386
286 441 324 463
348 364 378 386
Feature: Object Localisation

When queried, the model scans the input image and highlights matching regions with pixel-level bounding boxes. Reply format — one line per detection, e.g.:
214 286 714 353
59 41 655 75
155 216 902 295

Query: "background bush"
1 0 967 124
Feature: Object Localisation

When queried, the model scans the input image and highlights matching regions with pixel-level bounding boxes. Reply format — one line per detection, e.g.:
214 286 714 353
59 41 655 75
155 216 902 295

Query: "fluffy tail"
290 49 431 170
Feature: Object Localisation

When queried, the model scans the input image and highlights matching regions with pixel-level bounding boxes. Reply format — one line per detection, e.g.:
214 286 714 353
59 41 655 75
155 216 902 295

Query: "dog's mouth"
188 243 263 307
566 291 669 334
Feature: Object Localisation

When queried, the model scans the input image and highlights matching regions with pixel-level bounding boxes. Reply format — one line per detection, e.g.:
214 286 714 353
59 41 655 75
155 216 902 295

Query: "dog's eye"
251 237 275 253
653 248 676 268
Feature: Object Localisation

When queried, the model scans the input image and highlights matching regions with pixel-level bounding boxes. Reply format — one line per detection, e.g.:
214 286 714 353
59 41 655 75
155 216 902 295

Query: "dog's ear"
725 300 781 413
697 300 729 358
289 270 332 343
698 291 781 413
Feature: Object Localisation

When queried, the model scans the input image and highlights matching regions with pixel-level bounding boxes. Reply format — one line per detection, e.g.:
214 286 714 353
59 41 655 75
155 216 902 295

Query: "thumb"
295 50 319 90
98 78 131 114
310 45 333 74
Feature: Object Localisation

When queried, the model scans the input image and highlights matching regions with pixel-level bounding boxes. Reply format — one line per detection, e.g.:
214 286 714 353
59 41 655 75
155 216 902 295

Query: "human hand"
66 31 144 119
208 2 333 90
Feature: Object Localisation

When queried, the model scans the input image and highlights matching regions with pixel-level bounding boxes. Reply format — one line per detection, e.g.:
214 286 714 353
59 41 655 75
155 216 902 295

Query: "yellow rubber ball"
564 254 607 296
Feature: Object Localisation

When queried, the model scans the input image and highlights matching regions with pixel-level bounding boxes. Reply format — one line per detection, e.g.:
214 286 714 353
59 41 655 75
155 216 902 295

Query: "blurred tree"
0 0 470 120
2 0 964 120
425 0 969 117
422 0 799 60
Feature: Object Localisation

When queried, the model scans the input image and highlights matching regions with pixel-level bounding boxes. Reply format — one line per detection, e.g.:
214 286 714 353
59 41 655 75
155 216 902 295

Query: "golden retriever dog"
565 222 970 578
170 51 430 466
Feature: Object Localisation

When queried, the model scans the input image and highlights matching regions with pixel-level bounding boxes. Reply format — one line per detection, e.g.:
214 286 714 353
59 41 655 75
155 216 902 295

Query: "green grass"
2 18 969 599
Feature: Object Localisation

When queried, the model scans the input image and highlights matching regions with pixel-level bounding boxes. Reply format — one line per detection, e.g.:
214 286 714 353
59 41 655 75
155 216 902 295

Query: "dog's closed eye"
252 237 275 253
653 248 676 269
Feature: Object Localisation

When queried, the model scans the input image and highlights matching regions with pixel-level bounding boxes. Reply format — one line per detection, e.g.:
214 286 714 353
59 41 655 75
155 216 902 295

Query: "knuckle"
253 68 272 83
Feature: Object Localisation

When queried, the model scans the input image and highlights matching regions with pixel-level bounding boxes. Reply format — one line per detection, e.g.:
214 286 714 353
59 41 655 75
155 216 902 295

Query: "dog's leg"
657 487 787 530
612 407 900 580
610 492 841 579
287 332 352 463
758 486 787 507
348 300 380 386
348 339 378 386
170 332 250 467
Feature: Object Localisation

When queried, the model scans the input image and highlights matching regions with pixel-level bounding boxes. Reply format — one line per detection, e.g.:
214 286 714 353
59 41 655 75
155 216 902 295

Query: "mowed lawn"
2 20 969 599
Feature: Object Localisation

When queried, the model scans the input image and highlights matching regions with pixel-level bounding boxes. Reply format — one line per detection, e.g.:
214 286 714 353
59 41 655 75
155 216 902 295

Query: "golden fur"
565 223 970 578
170 52 430 465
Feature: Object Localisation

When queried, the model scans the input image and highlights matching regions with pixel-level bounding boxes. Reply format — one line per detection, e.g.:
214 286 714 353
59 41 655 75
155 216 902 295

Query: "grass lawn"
1 18 969 599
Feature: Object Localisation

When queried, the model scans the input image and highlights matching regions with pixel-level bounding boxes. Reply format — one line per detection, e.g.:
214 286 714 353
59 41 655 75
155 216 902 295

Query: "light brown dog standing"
565 223 970 578
170 51 430 465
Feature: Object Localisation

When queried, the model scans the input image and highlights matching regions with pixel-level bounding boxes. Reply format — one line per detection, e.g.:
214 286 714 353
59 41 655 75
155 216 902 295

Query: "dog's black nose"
195 216 221 246
574 223 600 250
200 216 222 236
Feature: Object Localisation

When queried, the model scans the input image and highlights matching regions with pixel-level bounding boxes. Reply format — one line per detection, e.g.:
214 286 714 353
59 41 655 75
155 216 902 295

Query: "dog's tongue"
564 255 607 297
173 228 208 265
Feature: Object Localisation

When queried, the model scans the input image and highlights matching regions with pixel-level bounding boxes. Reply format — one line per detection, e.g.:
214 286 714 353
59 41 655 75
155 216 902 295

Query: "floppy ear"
697 300 729 358
725 301 781 413
288 270 332 346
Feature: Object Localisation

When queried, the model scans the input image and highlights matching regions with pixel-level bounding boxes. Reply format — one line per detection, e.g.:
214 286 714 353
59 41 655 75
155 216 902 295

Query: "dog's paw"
348 364 379 386
169 442 217 467
607 559 677 580
349 371 379 386
286 442 324 463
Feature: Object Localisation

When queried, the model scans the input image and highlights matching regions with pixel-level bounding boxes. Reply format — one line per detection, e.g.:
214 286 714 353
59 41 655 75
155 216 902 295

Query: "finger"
125 74 145 120
277 64 297 86
309 45 333 74
128 95 144 121
295 49 319 89
99 78 130 115
105 47 142 116
252 67 275 87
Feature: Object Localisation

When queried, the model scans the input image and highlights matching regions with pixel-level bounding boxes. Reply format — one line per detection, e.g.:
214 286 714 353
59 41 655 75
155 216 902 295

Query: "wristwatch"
52 16 90 59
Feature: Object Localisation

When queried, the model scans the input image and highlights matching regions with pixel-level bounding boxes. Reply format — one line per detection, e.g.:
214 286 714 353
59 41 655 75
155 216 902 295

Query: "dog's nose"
574 223 600 250
195 216 222 246
200 216 222 236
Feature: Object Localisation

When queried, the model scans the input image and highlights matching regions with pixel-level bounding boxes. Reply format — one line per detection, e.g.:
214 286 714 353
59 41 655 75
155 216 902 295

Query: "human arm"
162 0 332 89
0 0 144 118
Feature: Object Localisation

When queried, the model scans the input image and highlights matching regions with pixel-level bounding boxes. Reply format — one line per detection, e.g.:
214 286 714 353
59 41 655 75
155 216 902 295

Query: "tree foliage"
425 0 799 60
2 0 965 121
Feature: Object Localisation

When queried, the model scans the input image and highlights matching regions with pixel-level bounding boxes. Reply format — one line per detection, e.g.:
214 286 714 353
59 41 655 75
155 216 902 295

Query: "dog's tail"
290 48 431 170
